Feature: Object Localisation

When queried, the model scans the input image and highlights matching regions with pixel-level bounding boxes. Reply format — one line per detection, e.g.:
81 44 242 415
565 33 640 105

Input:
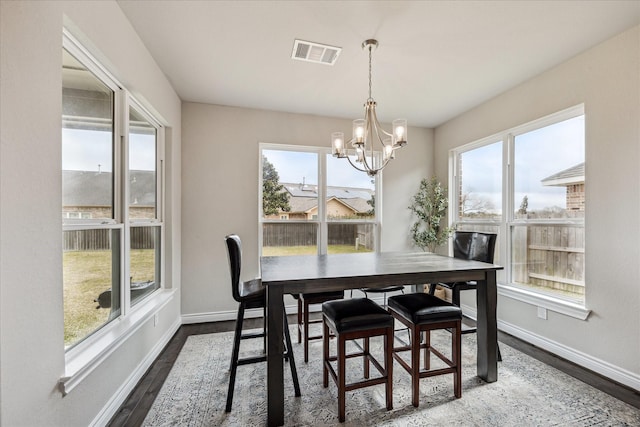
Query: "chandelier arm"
369 105 393 148
345 152 372 173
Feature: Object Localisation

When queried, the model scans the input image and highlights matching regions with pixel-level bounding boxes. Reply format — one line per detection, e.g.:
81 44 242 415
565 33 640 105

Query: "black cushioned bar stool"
322 298 394 422
387 293 462 407
225 234 301 412
293 291 344 362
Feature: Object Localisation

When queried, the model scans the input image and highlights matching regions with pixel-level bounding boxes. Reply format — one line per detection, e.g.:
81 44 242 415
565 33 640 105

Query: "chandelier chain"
368 44 373 101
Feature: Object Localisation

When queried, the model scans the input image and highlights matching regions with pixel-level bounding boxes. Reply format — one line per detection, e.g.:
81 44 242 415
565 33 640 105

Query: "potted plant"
408 176 454 253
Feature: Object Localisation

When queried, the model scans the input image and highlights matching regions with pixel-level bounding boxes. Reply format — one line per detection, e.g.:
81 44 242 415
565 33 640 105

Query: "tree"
262 156 290 216
366 195 375 216
460 191 496 216
517 195 529 215
408 177 454 252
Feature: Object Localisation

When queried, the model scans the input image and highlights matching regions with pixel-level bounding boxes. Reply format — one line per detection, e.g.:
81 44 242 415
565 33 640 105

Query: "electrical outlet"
537 307 547 320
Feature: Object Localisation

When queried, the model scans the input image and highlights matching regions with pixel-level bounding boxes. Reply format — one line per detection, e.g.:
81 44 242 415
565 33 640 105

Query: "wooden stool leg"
304 300 311 362
364 337 370 379
297 297 302 344
385 327 393 411
226 303 245 412
283 311 301 397
338 335 346 423
454 321 462 398
411 324 420 407
323 320 329 388
424 329 431 370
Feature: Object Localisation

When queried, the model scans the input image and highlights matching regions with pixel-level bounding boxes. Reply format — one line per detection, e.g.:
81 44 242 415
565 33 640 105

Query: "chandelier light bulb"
331 132 346 157
353 119 366 145
393 119 407 147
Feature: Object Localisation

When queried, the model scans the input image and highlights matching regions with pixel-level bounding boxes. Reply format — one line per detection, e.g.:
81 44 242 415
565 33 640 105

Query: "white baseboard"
461 303 640 391
181 303 302 324
181 295 387 325
90 318 181 427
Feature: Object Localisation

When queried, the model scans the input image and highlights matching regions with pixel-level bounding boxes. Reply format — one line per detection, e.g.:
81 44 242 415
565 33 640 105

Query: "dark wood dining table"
261 251 503 426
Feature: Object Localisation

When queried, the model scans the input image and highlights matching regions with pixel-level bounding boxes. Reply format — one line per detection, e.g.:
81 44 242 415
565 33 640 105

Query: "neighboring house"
541 162 585 211
63 169 156 219
268 183 374 220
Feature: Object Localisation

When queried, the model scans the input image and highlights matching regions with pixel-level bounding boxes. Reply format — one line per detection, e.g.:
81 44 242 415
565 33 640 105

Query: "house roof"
63 170 156 207
541 163 585 187
282 183 373 215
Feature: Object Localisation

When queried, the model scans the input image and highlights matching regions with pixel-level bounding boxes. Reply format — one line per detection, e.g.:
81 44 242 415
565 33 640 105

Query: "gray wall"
0 1 182 425
180 103 433 320
434 26 640 385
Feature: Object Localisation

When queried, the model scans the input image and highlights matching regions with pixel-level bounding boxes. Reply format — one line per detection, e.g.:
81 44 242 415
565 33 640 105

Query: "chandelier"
331 39 407 176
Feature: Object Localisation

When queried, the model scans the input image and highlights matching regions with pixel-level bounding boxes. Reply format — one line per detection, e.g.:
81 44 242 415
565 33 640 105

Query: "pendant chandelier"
331 39 407 177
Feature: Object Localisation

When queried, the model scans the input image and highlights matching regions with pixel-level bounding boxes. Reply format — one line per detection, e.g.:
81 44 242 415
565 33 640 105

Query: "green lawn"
64 245 367 347
63 249 154 347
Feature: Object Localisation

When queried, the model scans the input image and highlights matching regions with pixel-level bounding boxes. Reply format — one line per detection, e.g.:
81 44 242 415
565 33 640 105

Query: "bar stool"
224 234 301 412
428 231 502 361
387 293 462 407
359 285 405 307
293 291 344 362
322 298 394 422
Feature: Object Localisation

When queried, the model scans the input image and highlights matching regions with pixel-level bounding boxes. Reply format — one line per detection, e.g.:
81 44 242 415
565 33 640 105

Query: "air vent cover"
292 39 341 66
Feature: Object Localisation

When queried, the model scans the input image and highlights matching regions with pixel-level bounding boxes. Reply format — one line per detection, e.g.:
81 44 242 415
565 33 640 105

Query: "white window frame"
258 143 381 255
449 105 590 320
60 29 171 395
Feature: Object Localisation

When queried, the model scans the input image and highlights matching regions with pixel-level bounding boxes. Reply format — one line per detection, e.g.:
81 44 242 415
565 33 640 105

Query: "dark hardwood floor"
108 316 640 426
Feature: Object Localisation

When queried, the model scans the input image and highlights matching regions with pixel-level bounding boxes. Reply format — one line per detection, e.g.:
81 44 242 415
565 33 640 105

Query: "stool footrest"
241 331 265 340
237 355 267 366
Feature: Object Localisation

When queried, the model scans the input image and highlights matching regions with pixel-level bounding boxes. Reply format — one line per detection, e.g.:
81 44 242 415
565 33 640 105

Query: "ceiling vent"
291 39 341 66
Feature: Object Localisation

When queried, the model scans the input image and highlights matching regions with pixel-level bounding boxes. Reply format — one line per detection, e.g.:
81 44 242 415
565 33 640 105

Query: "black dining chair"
428 231 501 360
225 234 301 412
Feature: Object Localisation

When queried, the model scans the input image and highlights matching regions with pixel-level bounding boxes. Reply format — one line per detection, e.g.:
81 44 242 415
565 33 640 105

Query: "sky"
460 115 584 212
62 128 156 171
263 149 375 190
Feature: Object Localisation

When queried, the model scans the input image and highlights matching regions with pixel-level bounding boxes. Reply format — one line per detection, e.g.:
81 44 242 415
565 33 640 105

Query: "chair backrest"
225 234 243 302
452 231 497 264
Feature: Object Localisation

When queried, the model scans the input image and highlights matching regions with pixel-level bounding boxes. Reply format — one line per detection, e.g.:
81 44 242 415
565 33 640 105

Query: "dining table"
261 251 503 427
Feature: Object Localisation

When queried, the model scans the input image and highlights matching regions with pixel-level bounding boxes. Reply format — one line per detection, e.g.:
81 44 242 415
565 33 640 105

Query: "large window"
260 144 378 256
452 106 585 307
62 35 163 350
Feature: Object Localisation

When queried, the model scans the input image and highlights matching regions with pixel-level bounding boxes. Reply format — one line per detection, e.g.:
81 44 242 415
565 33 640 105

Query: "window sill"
498 284 591 320
59 289 176 396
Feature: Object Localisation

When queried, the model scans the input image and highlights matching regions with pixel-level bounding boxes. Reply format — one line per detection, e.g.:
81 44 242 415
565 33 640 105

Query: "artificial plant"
408 176 454 252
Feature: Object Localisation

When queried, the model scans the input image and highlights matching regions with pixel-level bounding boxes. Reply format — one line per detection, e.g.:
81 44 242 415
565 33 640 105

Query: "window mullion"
504 133 513 284
120 91 131 315
318 151 327 255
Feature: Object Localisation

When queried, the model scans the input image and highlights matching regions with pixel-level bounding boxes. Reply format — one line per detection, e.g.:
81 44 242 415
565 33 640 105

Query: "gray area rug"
143 326 640 426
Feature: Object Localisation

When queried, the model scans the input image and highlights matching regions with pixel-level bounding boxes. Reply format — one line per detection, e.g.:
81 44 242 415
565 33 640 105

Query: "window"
260 144 379 256
62 35 163 350
128 103 162 306
452 106 585 309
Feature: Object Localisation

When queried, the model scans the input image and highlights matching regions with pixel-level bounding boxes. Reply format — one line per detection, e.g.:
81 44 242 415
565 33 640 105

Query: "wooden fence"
63 227 156 251
512 224 585 295
458 223 585 296
263 222 374 250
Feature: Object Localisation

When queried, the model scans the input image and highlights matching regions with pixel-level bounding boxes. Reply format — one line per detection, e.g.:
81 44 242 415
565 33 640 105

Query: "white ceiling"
117 1 640 128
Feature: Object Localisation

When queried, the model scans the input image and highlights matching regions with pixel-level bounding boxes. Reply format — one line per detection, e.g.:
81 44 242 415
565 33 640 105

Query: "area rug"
143 327 640 426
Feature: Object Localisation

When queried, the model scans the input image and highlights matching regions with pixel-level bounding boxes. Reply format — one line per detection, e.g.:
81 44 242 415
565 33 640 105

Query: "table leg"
476 270 498 382
266 285 285 426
